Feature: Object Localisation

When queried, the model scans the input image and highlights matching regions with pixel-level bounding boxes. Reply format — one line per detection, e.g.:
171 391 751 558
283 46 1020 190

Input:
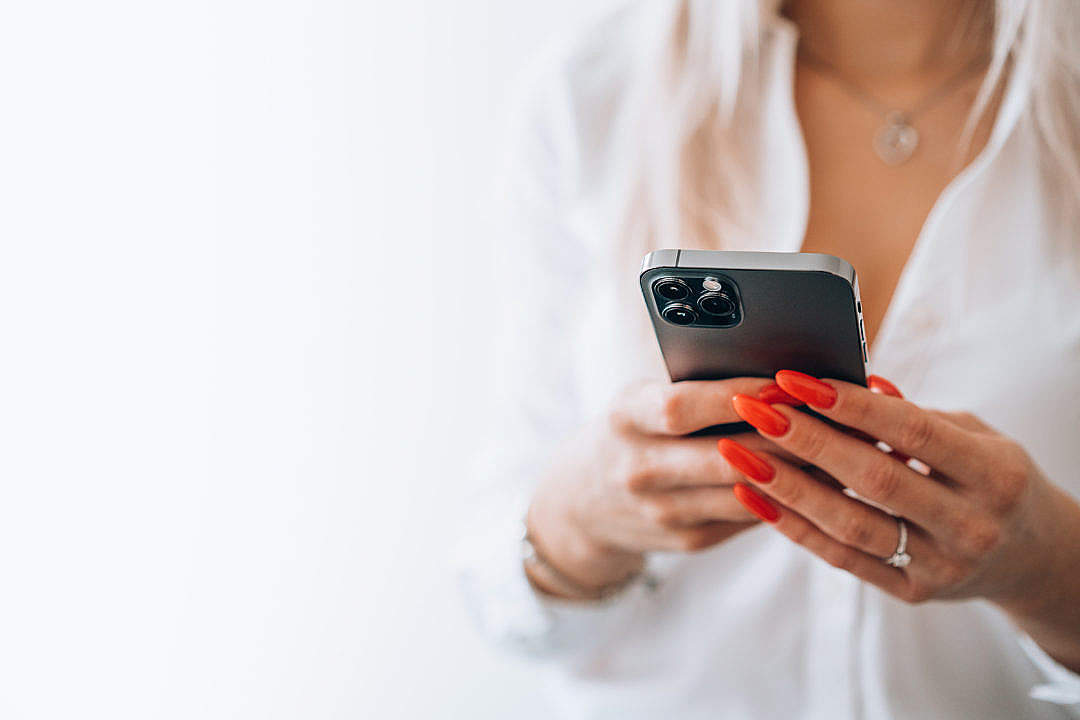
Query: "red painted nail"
733 484 780 523
868 375 903 398
717 438 775 483
757 382 802 406
731 394 790 436
775 370 838 409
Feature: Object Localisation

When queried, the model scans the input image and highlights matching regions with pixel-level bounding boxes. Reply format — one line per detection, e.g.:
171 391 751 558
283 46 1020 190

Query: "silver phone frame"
641 249 871 378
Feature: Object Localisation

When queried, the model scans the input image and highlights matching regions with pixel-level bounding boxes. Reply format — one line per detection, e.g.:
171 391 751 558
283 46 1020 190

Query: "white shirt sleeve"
454 63 647 659
1019 634 1080 708
456 509 655 659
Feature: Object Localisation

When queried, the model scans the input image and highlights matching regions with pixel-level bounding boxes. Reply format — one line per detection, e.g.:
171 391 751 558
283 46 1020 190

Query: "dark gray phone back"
641 249 869 386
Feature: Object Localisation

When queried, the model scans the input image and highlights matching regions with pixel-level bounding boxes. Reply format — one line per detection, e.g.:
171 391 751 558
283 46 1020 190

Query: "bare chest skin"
794 63 999 346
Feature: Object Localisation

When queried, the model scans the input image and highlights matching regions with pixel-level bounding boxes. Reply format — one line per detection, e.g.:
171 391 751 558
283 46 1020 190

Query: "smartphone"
640 249 869 428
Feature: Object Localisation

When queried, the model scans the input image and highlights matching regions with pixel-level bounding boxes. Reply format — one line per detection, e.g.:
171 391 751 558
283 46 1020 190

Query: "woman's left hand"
720 370 1080 672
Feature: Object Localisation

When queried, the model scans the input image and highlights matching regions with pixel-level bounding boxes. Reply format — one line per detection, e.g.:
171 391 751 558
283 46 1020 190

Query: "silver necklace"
798 46 989 166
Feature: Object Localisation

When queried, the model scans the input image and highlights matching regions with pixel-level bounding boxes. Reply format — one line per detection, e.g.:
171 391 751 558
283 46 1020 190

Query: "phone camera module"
661 302 697 326
698 291 736 317
653 277 690 301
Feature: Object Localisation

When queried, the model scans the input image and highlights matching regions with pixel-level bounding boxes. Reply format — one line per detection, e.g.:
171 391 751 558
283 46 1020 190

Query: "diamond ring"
884 518 912 568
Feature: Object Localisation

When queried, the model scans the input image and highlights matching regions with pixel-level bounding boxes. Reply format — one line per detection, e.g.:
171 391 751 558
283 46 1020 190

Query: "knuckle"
938 559 973 588
659 386 689 435
836 512 874 549
837 389 871 423
925 497 956 531
859 459 902 503
645 499 681 529
955 411 981 428
775 472 805 507
620 452 654 493
794 425 830 464
956 513 1001 557
822 545 857 574
897 412 937 453
787 522 814 549
623 467 652 493
676 528 713 553
991 443 1031 511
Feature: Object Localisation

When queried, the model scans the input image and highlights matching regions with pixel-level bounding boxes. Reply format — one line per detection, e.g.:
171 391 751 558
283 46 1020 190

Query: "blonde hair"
617 0 1080 253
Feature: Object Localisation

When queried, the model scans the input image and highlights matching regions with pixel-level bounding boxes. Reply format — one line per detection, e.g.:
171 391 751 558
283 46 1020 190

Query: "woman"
460 1 1080 717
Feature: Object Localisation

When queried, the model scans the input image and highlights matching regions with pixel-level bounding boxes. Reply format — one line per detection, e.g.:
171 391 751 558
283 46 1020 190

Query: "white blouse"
458 9 1080 719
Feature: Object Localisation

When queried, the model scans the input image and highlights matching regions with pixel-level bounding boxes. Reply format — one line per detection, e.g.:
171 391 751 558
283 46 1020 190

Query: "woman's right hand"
526 377 800 599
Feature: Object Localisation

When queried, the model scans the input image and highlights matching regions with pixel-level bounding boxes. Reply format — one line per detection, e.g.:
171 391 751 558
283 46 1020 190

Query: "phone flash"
702 277 723 291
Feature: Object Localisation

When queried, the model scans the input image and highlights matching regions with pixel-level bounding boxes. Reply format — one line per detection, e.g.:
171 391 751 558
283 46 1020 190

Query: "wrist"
996 487 1080 672
525 497 643 599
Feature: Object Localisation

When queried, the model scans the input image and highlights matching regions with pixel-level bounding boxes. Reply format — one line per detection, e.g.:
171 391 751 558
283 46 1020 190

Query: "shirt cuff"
1019 634 1080 705
456 513 653 659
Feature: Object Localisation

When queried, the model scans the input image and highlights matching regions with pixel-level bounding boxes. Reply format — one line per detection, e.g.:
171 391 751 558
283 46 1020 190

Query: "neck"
784 0 992 82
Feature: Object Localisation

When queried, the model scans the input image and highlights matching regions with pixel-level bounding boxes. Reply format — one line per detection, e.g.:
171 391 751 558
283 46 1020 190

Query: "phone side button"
862 342 869 363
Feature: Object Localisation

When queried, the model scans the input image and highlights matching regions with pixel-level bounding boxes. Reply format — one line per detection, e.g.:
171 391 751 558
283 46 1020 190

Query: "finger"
773 370 983 481
927 409 994 433
613 378 775 436
731 484 919 601
729 433 805 467
720 440 899 557
641 486 756 526
908 409 993 477
719 439 919 558
659 520 758 553
804 464 846 491
866 375 913 462
832 421 911 465
731 394 969 539
632 433 804 490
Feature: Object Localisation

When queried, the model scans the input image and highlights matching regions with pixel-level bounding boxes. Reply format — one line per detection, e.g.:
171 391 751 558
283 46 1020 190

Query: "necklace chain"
797 44 990 165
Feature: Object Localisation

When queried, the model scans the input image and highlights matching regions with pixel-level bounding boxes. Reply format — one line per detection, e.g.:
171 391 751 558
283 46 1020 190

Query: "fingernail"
757 382 802 406
733 484 780 523
717 438 775 483
731 394 790 436
775 370 838 409
868 375 903 398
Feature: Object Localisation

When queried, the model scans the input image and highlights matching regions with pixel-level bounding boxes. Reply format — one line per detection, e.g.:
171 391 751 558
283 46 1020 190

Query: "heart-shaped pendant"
873 112 919 166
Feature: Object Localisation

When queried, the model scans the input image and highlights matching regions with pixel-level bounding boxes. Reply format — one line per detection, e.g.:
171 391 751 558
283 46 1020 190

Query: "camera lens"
661 302 697 326
698 291 736 317
653 277 690 301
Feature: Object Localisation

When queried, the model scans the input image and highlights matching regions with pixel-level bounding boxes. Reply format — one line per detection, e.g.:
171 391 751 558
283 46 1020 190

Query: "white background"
0 2 615 717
